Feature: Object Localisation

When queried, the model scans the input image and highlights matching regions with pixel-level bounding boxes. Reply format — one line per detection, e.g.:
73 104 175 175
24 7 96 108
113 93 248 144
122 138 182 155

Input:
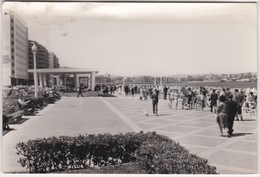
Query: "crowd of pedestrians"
105 84 257 138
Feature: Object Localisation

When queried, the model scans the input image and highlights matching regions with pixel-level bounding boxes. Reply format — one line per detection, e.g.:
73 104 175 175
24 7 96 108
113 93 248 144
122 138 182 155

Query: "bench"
7 110 24 124
2 97 25 125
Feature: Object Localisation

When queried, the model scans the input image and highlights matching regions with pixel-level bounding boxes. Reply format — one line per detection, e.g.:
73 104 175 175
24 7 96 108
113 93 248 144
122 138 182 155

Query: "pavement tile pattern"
104 96 258 174
2 95 258 174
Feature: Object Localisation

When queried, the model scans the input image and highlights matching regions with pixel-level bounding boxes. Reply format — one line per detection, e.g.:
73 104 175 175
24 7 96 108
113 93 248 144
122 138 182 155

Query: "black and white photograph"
1 1 258 175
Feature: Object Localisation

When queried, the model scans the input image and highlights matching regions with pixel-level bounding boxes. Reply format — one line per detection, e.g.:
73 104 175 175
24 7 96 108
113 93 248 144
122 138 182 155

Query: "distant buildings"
28 40 51 85
2 9 29 86
28 41 50 69
49 52 59 68
2 9 60 86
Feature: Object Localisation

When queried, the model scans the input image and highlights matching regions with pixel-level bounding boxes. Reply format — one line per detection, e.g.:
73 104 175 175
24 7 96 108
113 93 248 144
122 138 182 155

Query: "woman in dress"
216 95 228 137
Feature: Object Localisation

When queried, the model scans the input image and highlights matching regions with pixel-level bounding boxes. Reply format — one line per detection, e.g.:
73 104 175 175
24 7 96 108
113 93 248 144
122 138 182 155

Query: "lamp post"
31 42 38 98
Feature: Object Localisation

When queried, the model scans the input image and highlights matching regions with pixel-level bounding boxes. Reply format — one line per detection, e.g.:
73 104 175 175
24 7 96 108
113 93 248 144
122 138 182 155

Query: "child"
139 89 144 101
168 90 175 109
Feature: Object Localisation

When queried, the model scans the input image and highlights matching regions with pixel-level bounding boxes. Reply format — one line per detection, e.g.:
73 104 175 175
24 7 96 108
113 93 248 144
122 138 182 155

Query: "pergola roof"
28 68 99 74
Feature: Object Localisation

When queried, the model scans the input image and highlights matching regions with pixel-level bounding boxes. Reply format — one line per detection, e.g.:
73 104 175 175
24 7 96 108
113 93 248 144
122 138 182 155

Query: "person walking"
163 86 168 100
168 90 175 109
225 94 238 137
225 87 232 101
234 89 244 121
186 87 193 110
151 88 159 116
216 95 228 137
201 87 207 111
209 89 218 113
139 88 144 101
131 86 135 97
77 84 84 97
118 86 122 95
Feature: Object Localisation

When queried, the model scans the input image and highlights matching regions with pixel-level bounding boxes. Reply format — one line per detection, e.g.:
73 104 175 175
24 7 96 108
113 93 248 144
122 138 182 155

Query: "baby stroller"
242 101 257 116
181 97 191 110
194 95 202 109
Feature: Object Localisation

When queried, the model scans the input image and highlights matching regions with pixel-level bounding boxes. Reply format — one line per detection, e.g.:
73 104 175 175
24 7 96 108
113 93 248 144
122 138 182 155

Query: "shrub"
16 132 217 174
136 139 217 174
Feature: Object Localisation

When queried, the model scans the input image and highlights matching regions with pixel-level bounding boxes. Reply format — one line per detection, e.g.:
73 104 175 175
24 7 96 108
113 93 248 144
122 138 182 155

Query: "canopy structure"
28 68 98 74
28 68 99 91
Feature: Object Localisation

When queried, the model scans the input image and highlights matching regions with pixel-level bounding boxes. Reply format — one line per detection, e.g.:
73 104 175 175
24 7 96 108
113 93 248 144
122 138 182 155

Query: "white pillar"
64 75 67 90
43 74 47 88
57 75 60 86
88 74 91 90
91 71 95 91
39 74 43 88
33 53 38 97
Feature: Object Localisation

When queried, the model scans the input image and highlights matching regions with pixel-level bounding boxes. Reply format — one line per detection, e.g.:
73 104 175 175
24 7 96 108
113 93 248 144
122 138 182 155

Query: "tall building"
49 52 60 68
28 40 50 85
28 41 50 69
2 9 29 86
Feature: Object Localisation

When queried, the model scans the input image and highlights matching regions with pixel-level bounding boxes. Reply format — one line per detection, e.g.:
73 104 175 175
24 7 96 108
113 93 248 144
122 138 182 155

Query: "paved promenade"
2 95 258 174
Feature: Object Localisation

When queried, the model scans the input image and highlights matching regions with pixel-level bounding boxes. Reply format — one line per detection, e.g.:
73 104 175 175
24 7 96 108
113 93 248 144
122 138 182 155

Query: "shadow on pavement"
158 113 172 116
242 119 256 121
3 128 17 136
98 94 117 97
14 118 29 125
232 132 253 137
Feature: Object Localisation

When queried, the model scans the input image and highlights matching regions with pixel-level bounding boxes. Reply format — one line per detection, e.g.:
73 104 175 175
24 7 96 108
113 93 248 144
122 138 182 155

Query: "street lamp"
31 42 38 98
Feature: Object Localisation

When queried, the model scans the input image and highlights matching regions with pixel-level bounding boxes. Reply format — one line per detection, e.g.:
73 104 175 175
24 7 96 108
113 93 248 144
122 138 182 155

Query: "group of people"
94 84 117 96
3 85 62 130
113 84 257 137
215 88 257 137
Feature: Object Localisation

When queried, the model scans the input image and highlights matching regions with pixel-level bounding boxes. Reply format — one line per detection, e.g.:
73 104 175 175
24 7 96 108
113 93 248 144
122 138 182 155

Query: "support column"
57 75 59 86
88 74 91 90
91 71 95 91
39 74 43 88
74 74 77 91
57 75 60 87
43 74 47 88
64 75 67 90
51 74 55 86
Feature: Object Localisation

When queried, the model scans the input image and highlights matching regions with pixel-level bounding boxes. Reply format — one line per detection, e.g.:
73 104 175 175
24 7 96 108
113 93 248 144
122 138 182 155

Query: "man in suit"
163 86 168 100
234 89 244 121
151 88 159 116
209 89 218 113
77 84 84 97
225 94 238 137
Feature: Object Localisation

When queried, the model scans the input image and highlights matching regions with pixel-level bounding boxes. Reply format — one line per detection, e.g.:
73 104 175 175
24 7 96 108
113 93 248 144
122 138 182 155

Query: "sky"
2 2 257 76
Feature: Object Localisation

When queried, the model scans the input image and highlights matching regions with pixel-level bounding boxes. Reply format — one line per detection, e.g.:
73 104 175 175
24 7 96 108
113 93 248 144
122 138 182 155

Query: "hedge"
136 139 217 174
16 131 217 174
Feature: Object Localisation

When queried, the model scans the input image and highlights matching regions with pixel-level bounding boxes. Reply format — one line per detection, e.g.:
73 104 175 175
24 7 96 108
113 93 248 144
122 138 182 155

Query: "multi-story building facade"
28 40 50 85
48 52 60 86
2 9 29 86
49 52 60 68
